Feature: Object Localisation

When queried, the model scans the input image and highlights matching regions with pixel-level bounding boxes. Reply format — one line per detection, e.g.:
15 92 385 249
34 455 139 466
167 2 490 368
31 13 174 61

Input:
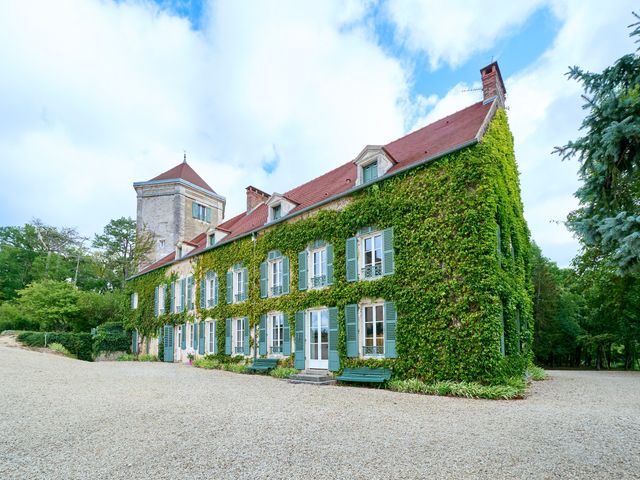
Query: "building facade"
128 62 532 383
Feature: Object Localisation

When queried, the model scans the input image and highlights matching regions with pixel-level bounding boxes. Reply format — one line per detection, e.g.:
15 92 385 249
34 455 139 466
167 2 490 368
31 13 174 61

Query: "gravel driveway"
1 337 639 479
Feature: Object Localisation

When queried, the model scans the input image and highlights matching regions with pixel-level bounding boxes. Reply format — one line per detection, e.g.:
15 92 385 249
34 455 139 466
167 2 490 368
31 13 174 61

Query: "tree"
555 14 640 273
17 280 80 331
92 217 154 289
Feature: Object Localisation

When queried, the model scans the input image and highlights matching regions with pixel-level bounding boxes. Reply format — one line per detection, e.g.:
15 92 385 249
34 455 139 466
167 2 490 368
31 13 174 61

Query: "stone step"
288 370 336 386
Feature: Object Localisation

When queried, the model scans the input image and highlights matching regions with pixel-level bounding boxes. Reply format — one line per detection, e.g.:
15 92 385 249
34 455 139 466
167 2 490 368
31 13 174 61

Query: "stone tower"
133 158 226 270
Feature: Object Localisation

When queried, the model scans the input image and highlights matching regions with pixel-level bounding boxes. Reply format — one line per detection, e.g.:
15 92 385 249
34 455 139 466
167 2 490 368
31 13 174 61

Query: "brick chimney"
480 61 506 106
246 185 269 212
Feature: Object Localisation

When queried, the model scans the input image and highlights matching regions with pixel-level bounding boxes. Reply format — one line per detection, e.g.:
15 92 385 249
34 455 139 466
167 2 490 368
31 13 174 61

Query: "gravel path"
1 337 639 479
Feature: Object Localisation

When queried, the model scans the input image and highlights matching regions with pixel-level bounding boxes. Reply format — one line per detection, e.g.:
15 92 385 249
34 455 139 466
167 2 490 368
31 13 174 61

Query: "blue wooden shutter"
283 314 291 355
382 227 395 276
213 274 218 306
130 293 135 309
205 207 212 223
225 318 231 355
212 321 218 355
243 317 250 356
154 286 159 316
282 256 290 294
189 276 195 310
260 261 268 298
180 278 187 312
163 325 174 362
298 251 307 291
193 322 199 351
259 314 267 356
170 282 175 312
226 271 233 304
346 237 357 282
242 268 248 301
328 307 339 372
181 324 187 349
294 311 305 369
131 329 138 354
200 275 207 309
199 321 205 354
192 201 198 218
384 301 397 358
345 304 359 357
326 244 334 285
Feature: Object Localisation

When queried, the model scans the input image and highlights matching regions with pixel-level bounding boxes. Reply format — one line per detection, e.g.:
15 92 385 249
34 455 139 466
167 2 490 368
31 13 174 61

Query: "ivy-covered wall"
127 109 532 383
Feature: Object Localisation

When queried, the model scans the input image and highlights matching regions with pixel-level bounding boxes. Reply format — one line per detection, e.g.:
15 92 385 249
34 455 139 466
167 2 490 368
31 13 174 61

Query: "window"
130 293 138 310
233 318 244 354
192 201 212 222
207 274 218 307
234 269 245 303
270 258 283 296
208 233 215 246
361 233 383 278
189 323 194 348
310 247 327 288
270 313 284 354
177 246 183 259
271 204 281 220
207 321 216 353
362 161 378 183
159 239 165 248
174 281 182 313
362 304 384 356
158 286 165 315
187 277 195 311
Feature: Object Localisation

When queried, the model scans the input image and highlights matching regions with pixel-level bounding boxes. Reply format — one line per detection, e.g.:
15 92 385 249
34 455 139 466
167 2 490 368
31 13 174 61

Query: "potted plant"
186 347 196 365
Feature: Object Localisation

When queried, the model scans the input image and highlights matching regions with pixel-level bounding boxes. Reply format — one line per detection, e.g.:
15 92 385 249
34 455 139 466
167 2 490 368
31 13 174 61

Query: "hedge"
17 331 93 361
92 322 131 356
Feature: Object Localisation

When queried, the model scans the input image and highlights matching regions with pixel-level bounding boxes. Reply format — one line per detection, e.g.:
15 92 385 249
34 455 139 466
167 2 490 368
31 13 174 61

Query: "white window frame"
359 232 383 280
233 269 245 303
269 258 283 297
233 318 244 354
207 320 216 354
158 286 165 315
308 246 327 289
268 312 284 356
271 203 282 221
360 301 385 358
207 274 218 307
159 239 166 248
174 281 183 313
188 279 195 311
189 323 195 349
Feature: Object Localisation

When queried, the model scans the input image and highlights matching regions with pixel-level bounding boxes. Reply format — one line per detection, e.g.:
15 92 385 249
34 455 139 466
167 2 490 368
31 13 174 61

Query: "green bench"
246 358 279 372
336 367 392 384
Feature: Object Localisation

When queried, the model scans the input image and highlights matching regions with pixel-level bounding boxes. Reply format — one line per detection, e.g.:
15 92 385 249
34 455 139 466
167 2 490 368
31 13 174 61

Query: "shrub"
116 353 137 361
92 322 130 356
193 358 220 369
137 354 158 362
16 331 93 361
48 342 76 359
0 302 38 332
221 363 246 374
270 367 298 379
387 377 526 400
528 365 546 381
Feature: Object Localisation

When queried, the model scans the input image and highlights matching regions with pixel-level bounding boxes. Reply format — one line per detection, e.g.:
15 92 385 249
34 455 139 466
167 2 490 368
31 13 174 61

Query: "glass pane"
311 343 318 360
321 343 328 360
364 238 372 266
374 235 383 264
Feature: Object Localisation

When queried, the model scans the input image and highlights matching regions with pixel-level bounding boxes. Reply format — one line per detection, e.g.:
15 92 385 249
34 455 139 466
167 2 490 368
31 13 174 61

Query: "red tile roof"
134 99 495 277
150 161 217 194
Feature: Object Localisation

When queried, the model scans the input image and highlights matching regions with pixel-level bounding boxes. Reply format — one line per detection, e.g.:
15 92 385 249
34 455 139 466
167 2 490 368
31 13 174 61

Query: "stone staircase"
288 369 336 386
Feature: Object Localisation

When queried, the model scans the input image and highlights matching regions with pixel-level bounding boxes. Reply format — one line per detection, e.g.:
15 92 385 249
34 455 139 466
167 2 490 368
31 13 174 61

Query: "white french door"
175 325 182 361
308 309 329 369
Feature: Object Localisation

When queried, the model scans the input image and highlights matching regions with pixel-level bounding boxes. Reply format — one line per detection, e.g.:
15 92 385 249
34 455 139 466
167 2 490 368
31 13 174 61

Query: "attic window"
272 204 282 221
208 234 215 246
362 161 378 183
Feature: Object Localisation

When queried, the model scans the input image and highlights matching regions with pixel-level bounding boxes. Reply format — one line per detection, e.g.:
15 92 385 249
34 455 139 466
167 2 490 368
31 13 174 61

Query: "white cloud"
0 0 409 238
385 0 546 69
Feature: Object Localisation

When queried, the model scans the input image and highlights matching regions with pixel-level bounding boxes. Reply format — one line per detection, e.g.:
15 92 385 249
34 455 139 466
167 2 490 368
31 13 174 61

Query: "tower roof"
149 161 217 194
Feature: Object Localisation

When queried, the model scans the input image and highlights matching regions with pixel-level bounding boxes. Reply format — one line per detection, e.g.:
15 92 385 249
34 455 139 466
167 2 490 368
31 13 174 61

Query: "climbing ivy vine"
127 109 532 384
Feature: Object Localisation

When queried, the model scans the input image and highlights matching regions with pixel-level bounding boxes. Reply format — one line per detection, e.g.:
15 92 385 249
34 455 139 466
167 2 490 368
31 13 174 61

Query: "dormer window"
354 146 395 186
176 245 183 258
208 233 215 246
272 204 282 220
362 161 378 183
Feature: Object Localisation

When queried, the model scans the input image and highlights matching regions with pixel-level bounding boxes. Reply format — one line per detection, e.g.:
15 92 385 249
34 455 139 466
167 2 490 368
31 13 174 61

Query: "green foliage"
0 302 38 332
48 342 76 359
18 280 80 331
75 291 127 333
128 110 532 383
16 331 93 361
93 217 154 289
138 354 158 362
117 353 137 361
388 377 526 400
557 14 640 273
528 365 546 381
269 367 298 378
192 357 220 369
92 322 130 355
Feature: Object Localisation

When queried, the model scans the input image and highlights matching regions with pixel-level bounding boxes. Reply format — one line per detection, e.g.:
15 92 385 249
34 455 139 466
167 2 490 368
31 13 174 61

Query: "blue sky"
0 0 636 267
